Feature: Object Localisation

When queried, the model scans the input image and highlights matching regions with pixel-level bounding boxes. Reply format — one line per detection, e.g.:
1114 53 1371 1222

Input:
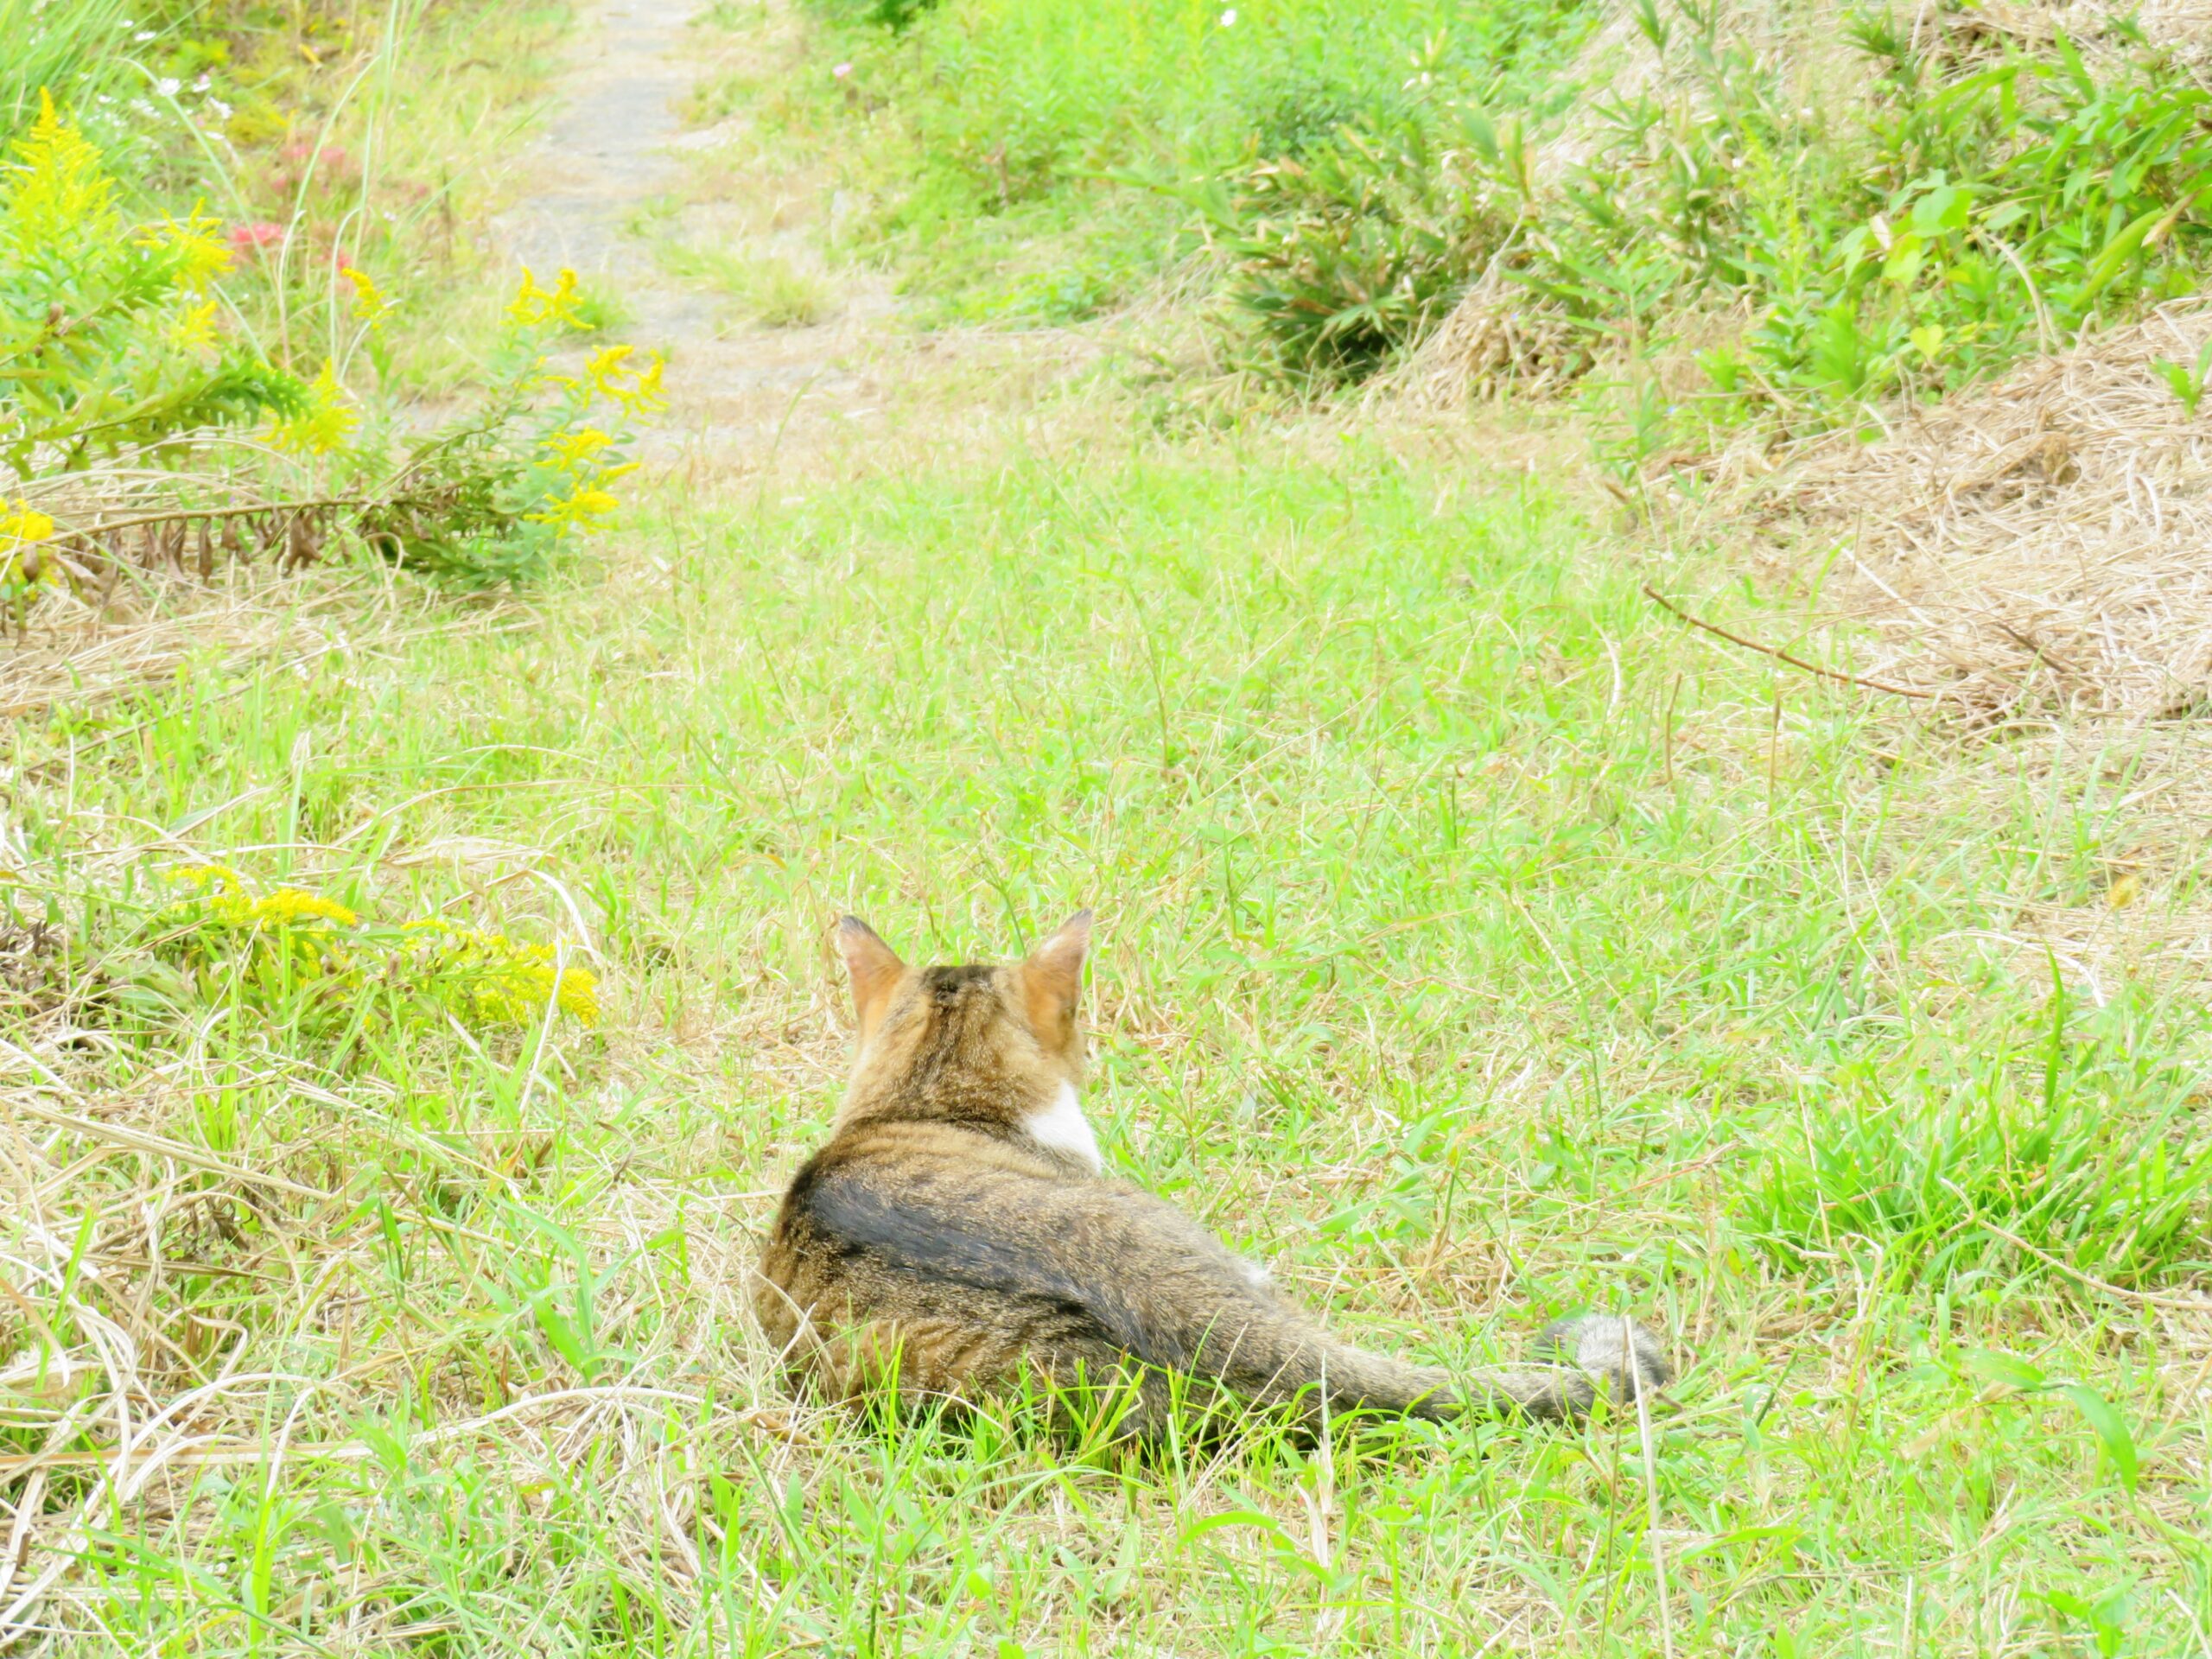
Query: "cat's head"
828 912 1091 1135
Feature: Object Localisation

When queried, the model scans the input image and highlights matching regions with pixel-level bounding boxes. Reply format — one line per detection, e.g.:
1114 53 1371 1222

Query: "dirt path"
493 0 896 468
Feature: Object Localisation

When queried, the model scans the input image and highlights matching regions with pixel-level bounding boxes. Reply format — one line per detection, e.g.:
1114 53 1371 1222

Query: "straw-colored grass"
1748 299 2212 721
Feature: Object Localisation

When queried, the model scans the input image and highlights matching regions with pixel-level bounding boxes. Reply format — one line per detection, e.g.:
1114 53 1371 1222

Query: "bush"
1192 3 2212 410
1181 111 1507 378
1702 30 2212 421
793 0 1594 324
0 92 308 475
2 99 661 601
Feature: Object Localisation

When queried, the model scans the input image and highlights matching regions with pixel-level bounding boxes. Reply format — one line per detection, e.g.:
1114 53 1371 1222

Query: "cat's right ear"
836 916 906 1042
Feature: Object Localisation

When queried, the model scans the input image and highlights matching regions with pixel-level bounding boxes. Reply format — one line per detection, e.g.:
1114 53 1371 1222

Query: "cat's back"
754 1120 1079 1319
753 1120 1131 1395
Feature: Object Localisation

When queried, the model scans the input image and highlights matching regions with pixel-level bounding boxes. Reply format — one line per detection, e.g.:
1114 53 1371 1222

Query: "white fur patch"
1024 1080 1103 1174
1236 1256 1274 1290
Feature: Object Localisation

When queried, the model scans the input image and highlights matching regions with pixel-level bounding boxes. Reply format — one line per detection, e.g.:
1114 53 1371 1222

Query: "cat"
753 912 1671 1436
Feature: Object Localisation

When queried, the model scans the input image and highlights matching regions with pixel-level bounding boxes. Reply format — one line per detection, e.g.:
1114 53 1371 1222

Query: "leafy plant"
4 243 662 601
158 863 601 1033
1179 111 1506 379
1175 3 2212 412
346 268 664 588
0 93 308 475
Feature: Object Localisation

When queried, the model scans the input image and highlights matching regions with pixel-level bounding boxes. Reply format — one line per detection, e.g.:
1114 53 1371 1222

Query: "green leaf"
2076 199 2190 307
1910 185 1967 237
1965 1350 2048 1392
2060 1384 2139 1494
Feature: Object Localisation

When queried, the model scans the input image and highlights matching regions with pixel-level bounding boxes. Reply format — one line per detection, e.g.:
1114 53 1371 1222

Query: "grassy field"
5 0 2212 1653
8 436 2210 1650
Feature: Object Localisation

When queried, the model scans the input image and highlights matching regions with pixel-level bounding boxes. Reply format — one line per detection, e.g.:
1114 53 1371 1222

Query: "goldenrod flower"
506 265 584 328
159 878 603 1029
265 361 359 455
543 427 613 471
554 963 601 1024
404 919 601 1026
245 888 360 928
3 92 117 244
168 862 251 924
171 301 219 353
0 499 54 549
341 265 394 327
136 207 232 293
627 353 665 411
1 499 56 588
580 345 667 416
525 483 621 531
173 862 245 892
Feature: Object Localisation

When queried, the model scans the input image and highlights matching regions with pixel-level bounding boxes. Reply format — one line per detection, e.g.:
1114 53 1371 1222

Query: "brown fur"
753 913 1671 1436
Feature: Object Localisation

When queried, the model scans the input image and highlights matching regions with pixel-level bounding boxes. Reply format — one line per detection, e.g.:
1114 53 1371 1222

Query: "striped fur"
753 913 1671 1435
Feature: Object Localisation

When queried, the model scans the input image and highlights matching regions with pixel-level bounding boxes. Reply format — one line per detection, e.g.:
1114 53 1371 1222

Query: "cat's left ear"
836 915 906 1043
1020 910 1091 1054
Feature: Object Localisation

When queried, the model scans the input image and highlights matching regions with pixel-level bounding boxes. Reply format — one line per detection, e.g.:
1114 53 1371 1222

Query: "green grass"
772 0 1591 325
652 239 831 326
5 0 2212 1650
4 435 2210 1652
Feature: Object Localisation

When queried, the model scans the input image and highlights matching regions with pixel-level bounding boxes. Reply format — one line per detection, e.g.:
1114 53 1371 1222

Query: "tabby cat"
753 912 1671 1434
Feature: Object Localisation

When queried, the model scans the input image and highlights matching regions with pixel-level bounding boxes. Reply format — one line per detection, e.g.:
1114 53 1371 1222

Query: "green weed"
1173 104 1503 378
2154 337 2212 416
654 239 831 327
1746 1006 2212 1288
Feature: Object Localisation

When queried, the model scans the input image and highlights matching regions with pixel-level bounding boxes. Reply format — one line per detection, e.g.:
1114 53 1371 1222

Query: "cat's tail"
1197 1307 1670 1424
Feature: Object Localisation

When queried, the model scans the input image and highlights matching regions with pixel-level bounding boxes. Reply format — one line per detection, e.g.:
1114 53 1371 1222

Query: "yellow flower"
0 499 54 549
555 963 601 1024
265 361 359 455
244 888 360 928
404 920 601 1026
3 92 118 244
580 345 667 416
525 483 621 531
341 265 394 327
543 427 613 471
136 207 232 293
506 265 584 328
174 862 244 892
171 301 219 353
626 353 665 410
169 862 251 924
1 499 54 586
170 867 359 929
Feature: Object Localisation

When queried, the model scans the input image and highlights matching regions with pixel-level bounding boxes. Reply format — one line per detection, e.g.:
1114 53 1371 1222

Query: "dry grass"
3 569 364 723
1748 299 2212 721
0 555 540 737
